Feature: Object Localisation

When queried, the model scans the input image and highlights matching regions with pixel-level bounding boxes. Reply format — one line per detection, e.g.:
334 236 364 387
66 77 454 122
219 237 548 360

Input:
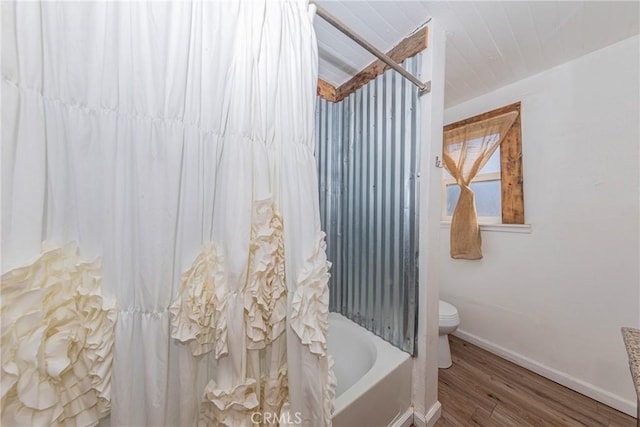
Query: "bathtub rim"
328 312 412 416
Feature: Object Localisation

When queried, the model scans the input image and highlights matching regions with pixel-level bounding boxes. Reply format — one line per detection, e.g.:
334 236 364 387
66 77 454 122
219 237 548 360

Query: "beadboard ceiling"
314 1 640 107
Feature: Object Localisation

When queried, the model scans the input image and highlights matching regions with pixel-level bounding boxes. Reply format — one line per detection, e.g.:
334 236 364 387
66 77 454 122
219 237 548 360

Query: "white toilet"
438 300 460 369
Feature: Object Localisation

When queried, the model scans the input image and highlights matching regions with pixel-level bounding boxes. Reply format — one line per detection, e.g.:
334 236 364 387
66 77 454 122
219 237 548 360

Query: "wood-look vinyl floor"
435 336 636 427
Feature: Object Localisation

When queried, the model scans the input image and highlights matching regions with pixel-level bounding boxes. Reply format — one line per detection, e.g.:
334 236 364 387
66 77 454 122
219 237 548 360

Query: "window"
442 146 502 223
442 102 524 225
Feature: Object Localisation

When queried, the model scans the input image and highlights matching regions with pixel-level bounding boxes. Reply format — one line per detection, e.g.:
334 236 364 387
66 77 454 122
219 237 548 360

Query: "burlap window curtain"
443 111 519 260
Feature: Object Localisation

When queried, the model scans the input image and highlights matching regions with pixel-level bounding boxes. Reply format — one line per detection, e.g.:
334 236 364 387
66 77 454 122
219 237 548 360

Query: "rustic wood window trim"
443 102 525 224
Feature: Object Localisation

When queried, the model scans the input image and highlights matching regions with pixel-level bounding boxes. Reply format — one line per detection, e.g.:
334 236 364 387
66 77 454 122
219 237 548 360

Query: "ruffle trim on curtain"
323 355 337 427
260 365 289 421
171 214 334 425
290 232 331 357
244 199 287 350
170 242 229 358
0 242 117 427
199 378 259 427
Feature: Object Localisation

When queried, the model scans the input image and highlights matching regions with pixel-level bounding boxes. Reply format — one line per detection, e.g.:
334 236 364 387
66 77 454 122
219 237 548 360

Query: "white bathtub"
328 313 413 427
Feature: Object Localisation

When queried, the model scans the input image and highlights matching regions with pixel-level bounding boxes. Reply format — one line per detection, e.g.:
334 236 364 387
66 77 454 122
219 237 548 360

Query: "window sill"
440 221 532 234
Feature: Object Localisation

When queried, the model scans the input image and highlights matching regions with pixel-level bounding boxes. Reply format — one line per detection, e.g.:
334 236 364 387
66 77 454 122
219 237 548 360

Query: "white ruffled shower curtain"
1 1 334 425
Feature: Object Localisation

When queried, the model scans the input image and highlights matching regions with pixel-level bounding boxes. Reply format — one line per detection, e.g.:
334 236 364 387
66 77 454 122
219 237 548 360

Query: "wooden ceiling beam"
317 79 338 102
317 26 429 103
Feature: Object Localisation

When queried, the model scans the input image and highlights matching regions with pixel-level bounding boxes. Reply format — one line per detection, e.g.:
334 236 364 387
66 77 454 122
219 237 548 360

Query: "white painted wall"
440 35 640 416
413 21 445 427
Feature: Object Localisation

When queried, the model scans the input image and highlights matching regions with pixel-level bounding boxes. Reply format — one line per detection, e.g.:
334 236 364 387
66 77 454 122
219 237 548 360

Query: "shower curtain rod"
312 2 431 95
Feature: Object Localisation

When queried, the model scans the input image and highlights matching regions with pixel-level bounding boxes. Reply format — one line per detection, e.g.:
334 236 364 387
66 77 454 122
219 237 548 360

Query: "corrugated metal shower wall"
315 56 420 354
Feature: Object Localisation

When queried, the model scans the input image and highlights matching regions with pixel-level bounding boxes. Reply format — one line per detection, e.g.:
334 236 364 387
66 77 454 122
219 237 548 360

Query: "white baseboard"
412 401 442 427
425 402 442 427
454 329 638 418
389 407 414 427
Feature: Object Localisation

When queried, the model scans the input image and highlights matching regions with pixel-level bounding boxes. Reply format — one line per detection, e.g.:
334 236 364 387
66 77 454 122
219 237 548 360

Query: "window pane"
447 134 499 154
445 180 502 218
442 146 500 179
473 180 502 216
480 147 500 174
446 184 461 216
